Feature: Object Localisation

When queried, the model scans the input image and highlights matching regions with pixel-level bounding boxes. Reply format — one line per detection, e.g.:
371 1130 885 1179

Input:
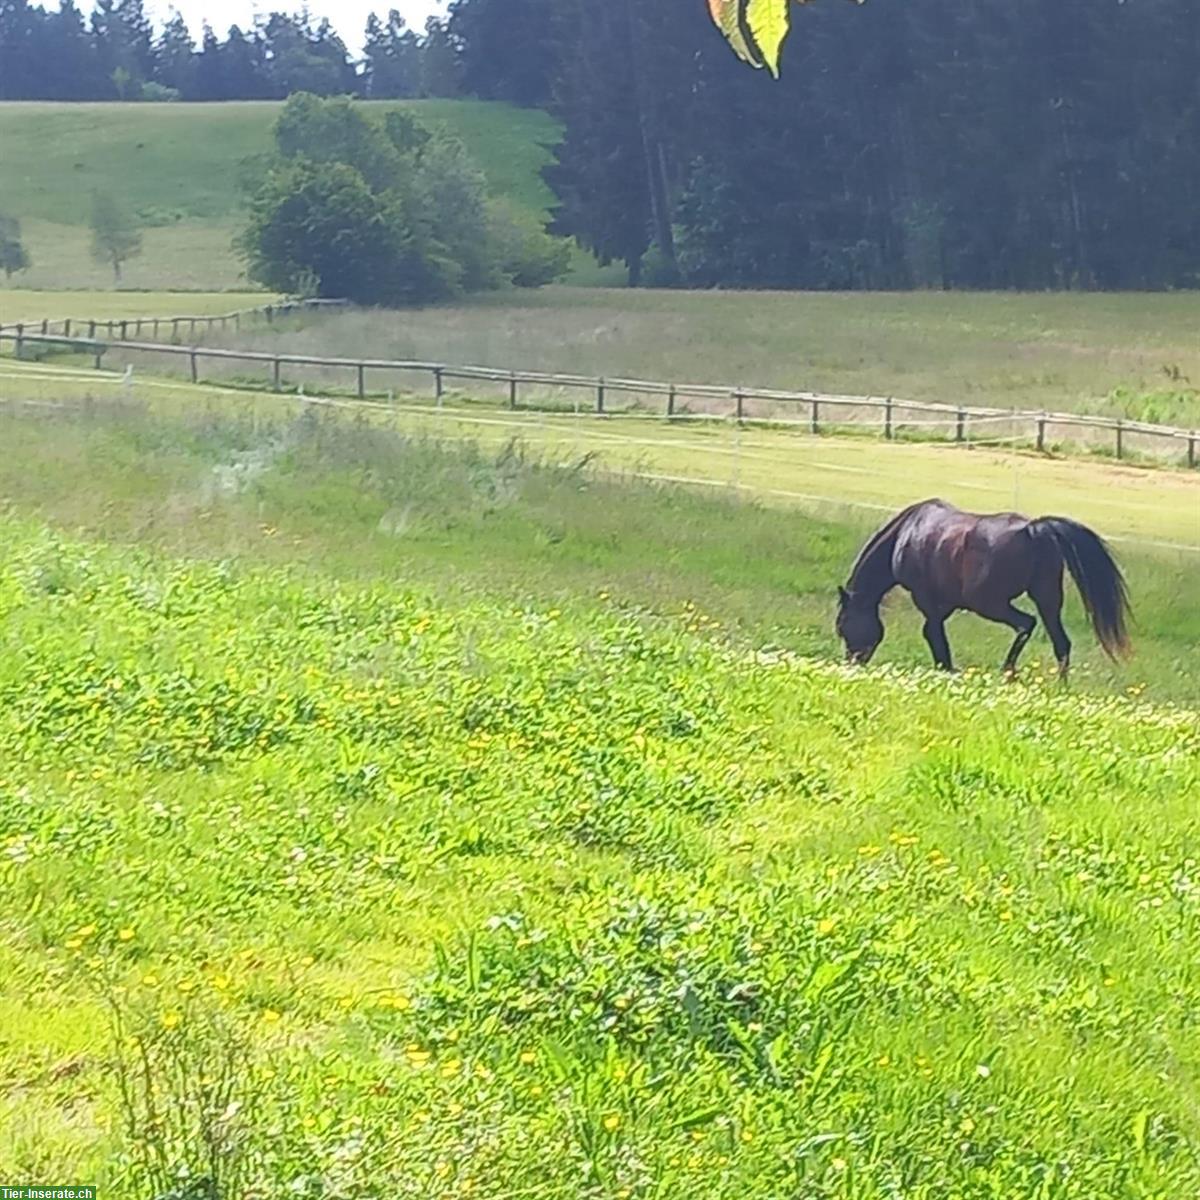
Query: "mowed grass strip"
0 497 1197 1194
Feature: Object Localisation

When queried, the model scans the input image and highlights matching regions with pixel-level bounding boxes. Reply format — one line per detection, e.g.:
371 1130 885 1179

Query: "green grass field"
202 289 1200 426
0 100 564 291
0 391 1198 1194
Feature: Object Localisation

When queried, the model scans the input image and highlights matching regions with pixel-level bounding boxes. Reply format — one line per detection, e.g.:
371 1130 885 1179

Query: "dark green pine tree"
362 11 421 99
448 0 557 107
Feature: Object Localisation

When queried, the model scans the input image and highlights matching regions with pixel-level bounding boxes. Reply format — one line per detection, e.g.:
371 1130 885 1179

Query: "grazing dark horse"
835 499 1131 678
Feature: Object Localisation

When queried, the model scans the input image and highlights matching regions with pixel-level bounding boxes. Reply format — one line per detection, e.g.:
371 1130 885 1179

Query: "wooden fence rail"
0 298 346 346
0 318 1196 469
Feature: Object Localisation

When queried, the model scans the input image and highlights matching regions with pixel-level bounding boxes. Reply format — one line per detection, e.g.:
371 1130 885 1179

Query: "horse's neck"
849 525 900 602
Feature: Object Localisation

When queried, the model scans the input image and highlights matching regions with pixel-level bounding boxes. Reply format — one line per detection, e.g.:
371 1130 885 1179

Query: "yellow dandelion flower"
161 1011 182 1030
741 1130 755 1143
142 973 160 987
338 996 354 1009
64 938 83 951
177 979 196 994
440 1058 462 1078
876 1054 891 1068
118 927 135 942
530 1084 544 1097
300 954 315 966
434 1161 451 1178
857 844 881 858
262 1009 281 1024
816 917 837 936
519 1050 537 1065
831 1156 848 1171
602 1113 621 1132
212 974 230 991
999 910 1014 923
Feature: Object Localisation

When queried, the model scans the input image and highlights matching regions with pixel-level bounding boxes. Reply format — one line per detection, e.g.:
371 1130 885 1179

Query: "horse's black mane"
846 500 943 594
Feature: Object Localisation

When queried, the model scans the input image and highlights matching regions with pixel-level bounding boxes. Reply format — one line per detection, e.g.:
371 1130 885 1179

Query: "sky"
141 0 446 51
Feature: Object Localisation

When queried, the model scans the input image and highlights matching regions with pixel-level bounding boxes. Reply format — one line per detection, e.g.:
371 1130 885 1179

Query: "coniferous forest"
2 0 1198 290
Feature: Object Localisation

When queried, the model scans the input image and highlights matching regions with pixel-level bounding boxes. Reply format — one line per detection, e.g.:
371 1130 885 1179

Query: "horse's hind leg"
1031 573 1072 681
989 603 1038 677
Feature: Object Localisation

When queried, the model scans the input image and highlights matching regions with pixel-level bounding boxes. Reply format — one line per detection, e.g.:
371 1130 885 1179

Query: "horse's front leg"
921 615 955 672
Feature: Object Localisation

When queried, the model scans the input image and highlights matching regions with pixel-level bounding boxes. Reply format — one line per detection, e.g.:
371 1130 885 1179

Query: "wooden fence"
0 298 345 346
0 307 1196 469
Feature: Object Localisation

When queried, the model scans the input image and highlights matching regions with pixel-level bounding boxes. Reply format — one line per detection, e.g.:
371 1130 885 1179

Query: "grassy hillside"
0 100 562 290
0 398 1198 1193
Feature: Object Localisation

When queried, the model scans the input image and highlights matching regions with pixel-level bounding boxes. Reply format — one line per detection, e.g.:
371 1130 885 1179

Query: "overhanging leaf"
745 0 790 77
707 0 763 69
709 0 868 77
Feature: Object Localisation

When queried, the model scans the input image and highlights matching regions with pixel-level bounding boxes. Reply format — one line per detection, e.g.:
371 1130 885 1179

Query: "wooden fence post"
956 408 966 443
171 318 180 341
597 378 605 414
40 318 48 334
272 358 281 392
735 389 745 422
15 323 23 358
64 318 72 338
810 399 820 435
93 344 103 370
884 398 893 440
88 320 96 339
1115 420 1124 460
1189 433 1197 469
1037 415 1046 453
190 350 199 383
667 384 676 418
357 364 365 399
434 367 444 402
509 372 518 410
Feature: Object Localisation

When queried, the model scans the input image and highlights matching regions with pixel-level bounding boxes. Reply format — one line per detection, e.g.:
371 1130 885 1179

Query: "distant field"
191 289 1200 426
0 100 565 290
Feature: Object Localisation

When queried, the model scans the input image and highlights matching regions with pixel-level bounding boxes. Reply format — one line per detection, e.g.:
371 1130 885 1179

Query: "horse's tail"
1031 517 1132 659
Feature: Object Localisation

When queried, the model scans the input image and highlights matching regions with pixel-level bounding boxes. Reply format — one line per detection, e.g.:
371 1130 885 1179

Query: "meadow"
192 289 1200 425
0 101 565 291
0 390 1198 1196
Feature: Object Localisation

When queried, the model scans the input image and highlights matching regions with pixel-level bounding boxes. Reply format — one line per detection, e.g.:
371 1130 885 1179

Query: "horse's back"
894 500 1037 608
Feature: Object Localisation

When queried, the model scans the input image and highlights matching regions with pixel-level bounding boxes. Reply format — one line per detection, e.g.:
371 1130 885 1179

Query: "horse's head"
835 586 883 665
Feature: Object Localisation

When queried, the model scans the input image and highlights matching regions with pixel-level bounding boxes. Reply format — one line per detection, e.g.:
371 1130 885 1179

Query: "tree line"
4 0 1199 291
460 0 1200 292
0 0 460 101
